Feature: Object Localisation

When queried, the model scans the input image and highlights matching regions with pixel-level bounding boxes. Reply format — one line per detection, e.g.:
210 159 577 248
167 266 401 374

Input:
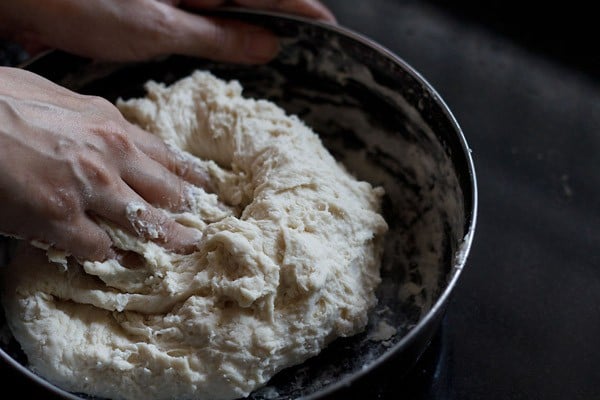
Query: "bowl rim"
264 10 478 400
1 8 478 400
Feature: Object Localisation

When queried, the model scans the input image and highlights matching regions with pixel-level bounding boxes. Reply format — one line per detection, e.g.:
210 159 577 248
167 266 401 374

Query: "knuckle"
142 5 180 49
44 188 81 221
75 156 114 188
203 21 232 56
86 95 114 110
85 95 124 119
95 124 136 157
163 141 191 177
84 97 137 156
171 156 192 180
76 231 112 261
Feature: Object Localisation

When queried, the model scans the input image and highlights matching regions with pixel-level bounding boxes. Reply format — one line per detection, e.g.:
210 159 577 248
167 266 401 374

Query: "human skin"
0 67 211 261
0 0 336 262
0 0 335 62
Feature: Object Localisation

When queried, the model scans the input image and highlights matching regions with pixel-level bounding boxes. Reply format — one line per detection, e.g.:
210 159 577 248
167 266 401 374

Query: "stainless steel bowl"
0 9 477 399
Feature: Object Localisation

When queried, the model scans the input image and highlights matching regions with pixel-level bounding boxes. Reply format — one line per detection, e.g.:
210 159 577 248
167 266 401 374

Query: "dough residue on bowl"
1 71 388 400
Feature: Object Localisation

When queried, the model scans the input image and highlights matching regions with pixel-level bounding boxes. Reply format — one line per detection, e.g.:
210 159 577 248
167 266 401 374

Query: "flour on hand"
2 71 388 400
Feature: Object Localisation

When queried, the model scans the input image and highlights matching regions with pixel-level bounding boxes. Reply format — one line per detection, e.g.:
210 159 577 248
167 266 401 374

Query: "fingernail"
244 29 280 63
178 227 202 254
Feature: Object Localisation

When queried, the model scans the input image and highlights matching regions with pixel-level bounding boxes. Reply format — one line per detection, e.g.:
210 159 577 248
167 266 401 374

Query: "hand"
0 67 210 262
0 0 335 63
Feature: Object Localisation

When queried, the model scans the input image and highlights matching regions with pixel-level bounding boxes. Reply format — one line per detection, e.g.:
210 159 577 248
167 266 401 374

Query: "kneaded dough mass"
2 71 388 400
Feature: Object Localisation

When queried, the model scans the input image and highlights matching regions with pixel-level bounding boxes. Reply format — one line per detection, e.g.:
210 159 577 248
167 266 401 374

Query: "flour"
125 202 165 240
368 320 397 342
1 71 388 400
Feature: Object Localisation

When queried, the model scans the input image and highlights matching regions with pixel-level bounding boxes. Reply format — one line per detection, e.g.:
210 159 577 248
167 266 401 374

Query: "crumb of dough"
1 71 388 400
29 240 69 268
368 320 397 342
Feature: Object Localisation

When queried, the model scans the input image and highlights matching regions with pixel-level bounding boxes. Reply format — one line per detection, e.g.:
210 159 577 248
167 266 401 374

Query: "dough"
2 71 388 400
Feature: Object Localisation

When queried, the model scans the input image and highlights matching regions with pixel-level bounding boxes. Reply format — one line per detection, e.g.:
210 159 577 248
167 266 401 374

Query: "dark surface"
2 1 599 399
426 0 599 81
319 1 600 399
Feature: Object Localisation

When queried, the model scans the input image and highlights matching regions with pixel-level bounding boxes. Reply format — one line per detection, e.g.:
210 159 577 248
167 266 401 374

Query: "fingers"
50 149 202 261
158 0 336 63
125 201 202 254
85 122 204 256
163 10 280 64
181 0 336 23
44 215 116 262
120 145 208 215
90 183 201 255
232 0 336 23
121 153 188 212
127 123 212 190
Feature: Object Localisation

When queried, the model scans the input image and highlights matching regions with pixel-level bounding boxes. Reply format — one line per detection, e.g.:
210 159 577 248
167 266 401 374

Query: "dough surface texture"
2 71 388 400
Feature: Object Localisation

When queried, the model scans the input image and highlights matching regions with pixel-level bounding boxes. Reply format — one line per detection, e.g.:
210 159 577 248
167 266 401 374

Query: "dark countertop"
3 1 599 399
320 0 599 399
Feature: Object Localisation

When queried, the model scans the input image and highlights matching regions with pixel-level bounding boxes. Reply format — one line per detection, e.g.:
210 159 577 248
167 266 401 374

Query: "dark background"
320 0 600 399
2 1 599 399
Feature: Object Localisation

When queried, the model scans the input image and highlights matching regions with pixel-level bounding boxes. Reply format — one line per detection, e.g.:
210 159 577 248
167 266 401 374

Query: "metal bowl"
0 9 477 400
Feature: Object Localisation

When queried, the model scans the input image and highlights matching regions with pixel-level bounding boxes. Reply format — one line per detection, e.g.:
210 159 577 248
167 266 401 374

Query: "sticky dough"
1 71 388 400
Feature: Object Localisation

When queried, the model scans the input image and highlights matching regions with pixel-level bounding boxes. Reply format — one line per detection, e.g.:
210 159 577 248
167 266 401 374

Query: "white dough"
2 71 388 400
